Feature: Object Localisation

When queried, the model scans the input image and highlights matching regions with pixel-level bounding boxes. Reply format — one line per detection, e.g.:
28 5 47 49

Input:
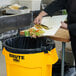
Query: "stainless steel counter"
0 13 31 33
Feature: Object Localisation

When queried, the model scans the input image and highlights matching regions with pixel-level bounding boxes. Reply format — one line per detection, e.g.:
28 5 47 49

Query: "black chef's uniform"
44 0 76 64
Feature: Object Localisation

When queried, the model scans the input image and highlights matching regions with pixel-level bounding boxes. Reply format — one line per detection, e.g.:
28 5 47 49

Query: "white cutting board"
41 15 67 36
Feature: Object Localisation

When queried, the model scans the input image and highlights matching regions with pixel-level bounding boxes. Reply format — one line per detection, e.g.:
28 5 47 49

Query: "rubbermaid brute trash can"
2 36 58 76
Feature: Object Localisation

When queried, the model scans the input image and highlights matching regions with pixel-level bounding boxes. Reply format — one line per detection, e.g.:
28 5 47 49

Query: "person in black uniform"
34 0 76 65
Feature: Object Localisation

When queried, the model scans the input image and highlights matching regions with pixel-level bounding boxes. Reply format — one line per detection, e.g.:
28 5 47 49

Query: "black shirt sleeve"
44 0 66 16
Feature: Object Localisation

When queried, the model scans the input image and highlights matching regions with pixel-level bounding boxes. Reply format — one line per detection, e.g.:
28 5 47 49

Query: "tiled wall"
18 0 42 11
18 0 54 11
0 0 54 10
0 0 17 7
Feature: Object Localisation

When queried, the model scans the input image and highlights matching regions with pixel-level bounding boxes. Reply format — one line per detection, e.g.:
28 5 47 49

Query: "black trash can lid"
3 36 55 54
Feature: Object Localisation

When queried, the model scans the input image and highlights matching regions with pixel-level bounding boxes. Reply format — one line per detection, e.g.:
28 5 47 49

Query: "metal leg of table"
61 42 66 76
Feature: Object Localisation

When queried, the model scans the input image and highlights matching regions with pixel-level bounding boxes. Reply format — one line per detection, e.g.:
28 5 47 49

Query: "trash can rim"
3 36 55 54
3 41 44 54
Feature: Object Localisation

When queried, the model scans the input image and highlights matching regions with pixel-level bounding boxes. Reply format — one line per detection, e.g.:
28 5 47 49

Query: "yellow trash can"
2 37 58 76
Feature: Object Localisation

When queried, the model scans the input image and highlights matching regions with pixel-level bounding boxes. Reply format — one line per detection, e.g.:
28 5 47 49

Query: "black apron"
67 0 76 60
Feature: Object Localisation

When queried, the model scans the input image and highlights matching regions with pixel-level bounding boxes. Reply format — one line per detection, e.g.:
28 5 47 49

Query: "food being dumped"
24 25 45 37
35 24 49 30
24 30 30 37
29 28 45 36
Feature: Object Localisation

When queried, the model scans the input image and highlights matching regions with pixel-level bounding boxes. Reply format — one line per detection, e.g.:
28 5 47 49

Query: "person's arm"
34 11 48 24
60 22 76 36
44 0 66 16
34 0 66 24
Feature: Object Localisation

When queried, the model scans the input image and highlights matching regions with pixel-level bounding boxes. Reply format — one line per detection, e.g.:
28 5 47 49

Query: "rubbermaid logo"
9 54 24 62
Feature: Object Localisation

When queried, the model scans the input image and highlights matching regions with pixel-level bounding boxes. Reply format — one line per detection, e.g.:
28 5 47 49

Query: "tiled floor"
0 51 6 76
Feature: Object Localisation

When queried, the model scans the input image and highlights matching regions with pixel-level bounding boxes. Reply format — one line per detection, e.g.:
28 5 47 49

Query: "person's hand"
60 21 68 29
34 15 42 25
34 11 48 25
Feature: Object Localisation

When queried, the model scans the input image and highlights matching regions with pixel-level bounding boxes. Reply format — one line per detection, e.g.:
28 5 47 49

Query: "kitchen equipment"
0 13 31 33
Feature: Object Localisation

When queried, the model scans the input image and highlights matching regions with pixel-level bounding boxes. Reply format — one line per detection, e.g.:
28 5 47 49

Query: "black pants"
70 35 76 65
68 22 76 65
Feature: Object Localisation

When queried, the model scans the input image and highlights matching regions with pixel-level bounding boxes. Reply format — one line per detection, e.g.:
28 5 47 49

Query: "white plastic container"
18 0 41 11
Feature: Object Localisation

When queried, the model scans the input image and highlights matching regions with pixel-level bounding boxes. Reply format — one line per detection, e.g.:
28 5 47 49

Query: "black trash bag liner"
3 36 55 54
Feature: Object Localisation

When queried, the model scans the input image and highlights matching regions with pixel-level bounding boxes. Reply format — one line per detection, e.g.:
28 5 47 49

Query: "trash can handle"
41 46 48 53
